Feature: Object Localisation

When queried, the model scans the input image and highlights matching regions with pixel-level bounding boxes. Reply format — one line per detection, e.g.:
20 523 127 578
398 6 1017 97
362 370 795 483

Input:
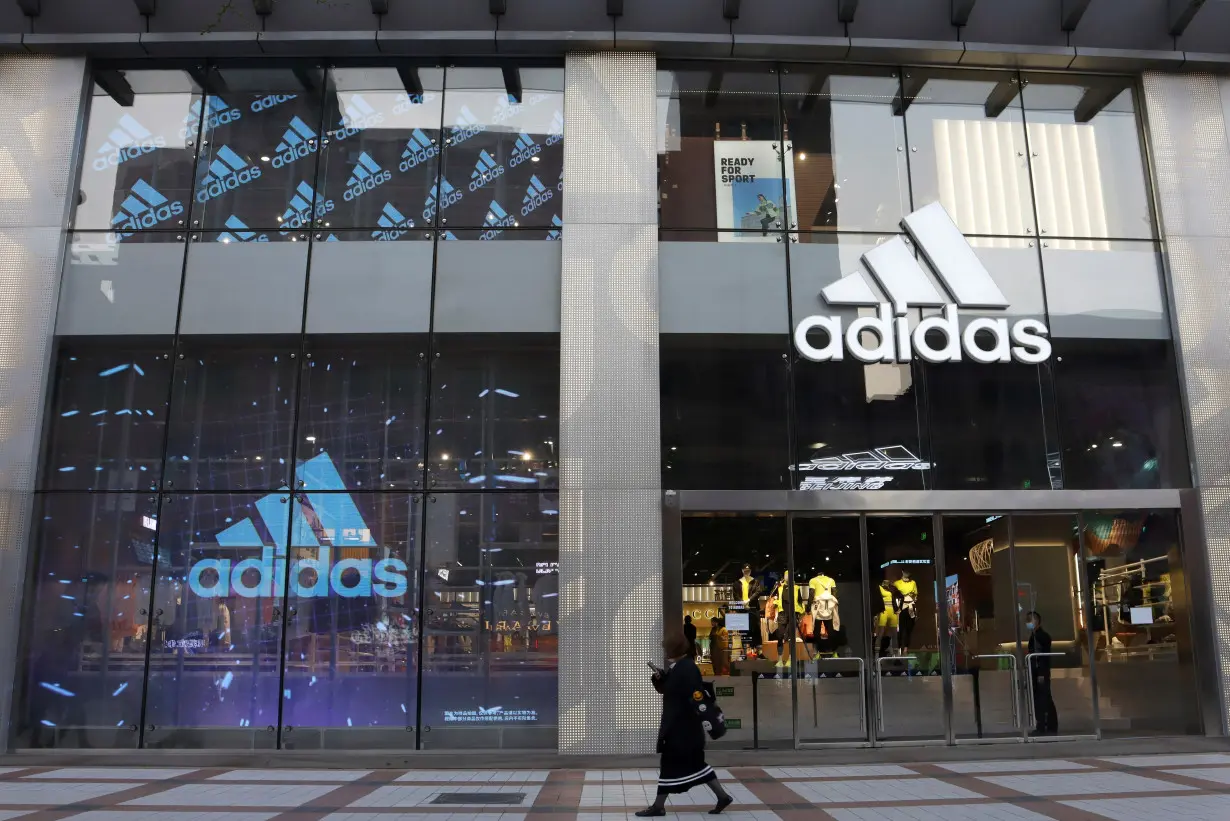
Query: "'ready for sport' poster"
713 140 797 242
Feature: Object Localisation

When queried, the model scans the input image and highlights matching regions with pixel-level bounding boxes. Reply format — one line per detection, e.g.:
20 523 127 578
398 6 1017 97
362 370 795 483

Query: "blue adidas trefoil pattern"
372 202 415 241
343 152 392 202
422 177 463 221
450 105 486 145
545 110 564 146
182 97 243 140
94 113 165 171
509 132 541 167
217 215 268 244
546 214 562 241
468 149 504 192
479 200 517 240
279 181 335 232
195 145 262 204
250 93 298 113
272 115 318 169
399 128 439 172
333 93 385 140
521 174 554 217
110 179 185 237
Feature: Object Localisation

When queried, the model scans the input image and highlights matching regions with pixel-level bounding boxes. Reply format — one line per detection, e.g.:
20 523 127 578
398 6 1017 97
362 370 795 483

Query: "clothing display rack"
1092 555 1177 662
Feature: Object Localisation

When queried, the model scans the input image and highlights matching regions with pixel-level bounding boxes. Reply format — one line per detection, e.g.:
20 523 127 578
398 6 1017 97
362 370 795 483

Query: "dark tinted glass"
41 341 173 490
163 338 300 491
279 489 421 746
296 337 429 491
923 361 1059 490
15 493 155 748
1053 340 1190 488
792 359 927 491
419 492 558 749
427 334 559 490
661 335 791 489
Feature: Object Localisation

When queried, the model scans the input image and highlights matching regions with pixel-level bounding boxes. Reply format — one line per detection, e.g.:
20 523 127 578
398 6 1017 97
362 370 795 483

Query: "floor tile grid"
727 767 839 821
1078 756 1230 792
266 770 414 821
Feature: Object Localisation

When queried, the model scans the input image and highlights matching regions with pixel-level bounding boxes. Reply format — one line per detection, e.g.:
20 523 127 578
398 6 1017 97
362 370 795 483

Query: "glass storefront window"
15 493 156 748
179 230 309 337
75 70 199 236
56 232 186 337
1022 75 1155 240
419 492 558 748
902 68 1035 237
779 67 909 233
1041 240 1168 340
657 64 786 235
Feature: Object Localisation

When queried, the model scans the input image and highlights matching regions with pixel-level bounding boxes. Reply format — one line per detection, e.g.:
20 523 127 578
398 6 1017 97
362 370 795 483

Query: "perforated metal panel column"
558 52 661 754
1142 71 1230 734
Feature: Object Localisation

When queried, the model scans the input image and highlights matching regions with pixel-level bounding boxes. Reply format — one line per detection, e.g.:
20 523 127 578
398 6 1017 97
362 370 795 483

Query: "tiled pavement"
0 754 1229 819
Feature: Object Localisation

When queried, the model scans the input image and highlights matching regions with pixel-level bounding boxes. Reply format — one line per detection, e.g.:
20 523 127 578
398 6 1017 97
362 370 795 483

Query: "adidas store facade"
0 1 1229 759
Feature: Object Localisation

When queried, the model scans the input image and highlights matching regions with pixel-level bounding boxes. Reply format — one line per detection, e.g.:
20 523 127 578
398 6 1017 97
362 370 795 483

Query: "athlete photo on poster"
713 140 797 242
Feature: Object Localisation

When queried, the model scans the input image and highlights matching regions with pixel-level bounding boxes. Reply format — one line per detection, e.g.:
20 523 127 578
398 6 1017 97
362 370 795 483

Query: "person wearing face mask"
1025 610 1058 736
893 570 919 656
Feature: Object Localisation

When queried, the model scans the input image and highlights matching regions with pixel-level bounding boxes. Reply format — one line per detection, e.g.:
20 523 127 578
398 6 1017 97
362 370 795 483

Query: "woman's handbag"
691 681 727 740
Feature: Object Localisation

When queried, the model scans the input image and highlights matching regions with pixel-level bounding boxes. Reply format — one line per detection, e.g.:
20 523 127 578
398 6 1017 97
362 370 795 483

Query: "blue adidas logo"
217 215 268 243
521 174 554 217
451 105 486 145
493 91 550 124
186 452 408 601
393 90 437 115
422 177 463 221
480 200 517 241
399 128 439 172
110 179 185 236
272 115 318 169
509 132 541 167
547 214 562 241
333 93 385 140
545 110 564 146
468 149 504 192
279 180 335 231
250 93 298 113
195 144 262 204
343 152 391 202
372 202 415 242
182 97 242 139
94 113 165 171
441 230 458 241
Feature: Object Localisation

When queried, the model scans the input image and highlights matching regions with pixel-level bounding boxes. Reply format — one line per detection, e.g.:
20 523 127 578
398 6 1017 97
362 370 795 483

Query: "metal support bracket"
1169 0 1207 36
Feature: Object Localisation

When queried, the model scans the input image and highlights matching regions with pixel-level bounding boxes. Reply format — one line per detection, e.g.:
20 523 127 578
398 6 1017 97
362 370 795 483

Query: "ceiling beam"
891 72 927 117
951 0 976 27
253 0 273 15
94 69 134 107
607 0 623 15
187 65 228 96
293 66 321 93
502 66 522 103
983 77 1019 118
370 0 388 12
133 0 155 14
1074 82 1127 123
14 0 39 16
838 0 858 24
397 66 423 100
797 69 834 115
1169 0 1207 35
704 71 723 109
723 0 740 19
490 0 506 14
1060 0 1093 31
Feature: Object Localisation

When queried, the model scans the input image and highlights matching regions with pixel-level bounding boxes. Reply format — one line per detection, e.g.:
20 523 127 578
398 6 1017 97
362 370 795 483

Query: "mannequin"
773 572 806 671
893 570 919 656
875 578 903 658
738 564 763 648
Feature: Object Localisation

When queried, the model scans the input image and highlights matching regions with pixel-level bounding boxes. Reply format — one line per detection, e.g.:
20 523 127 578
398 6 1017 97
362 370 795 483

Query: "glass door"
866 515 947 742
792 515 869 745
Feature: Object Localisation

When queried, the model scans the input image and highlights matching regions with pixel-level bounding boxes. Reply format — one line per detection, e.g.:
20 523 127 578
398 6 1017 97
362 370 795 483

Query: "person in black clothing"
1026 610 1058 735
638 633 733 817
683 615 698 659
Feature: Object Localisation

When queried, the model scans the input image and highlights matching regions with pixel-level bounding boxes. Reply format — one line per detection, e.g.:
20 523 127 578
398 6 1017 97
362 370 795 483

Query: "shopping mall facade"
0 0 1229 757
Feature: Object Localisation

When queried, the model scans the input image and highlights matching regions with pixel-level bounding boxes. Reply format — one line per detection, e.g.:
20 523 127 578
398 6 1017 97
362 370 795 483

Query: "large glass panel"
40 340 172 491
178 230 308 336
779 67 908 233
426 334 559 491
1041 240 1168 340
315 67 444 230
75 70 199 235
143 493 287 748
1023 75 1155 240
163 338 300 491
1084 510 1201 736
945 514 1021 740
903 69 1035 237
14 493 156 749
1011 514 1095 737
433 231 562 333
1053 339 1189 489
296 337 429 491
680 514 791 748
190 68 325 232
305 231 434 335
657 64 787 236
866 516 945 741
436 68 565 230
279 488 421 749
56 232 186 337
660 231 788 335
661 335 791 490
419 492 558 749
793 516 869 744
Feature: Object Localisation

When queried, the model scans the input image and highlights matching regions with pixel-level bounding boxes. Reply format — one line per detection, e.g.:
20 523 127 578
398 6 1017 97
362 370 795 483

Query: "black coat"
651 656 711 790
1027 626 1054 677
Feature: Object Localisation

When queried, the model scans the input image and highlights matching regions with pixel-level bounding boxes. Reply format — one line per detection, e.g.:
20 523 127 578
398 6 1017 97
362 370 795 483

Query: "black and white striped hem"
658 766 716 793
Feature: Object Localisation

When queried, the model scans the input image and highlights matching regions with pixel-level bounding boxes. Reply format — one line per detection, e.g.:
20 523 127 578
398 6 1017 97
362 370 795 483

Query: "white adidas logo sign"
794 202 1052 365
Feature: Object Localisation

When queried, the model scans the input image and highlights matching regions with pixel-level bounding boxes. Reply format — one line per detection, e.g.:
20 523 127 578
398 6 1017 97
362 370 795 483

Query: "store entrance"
673 505 1191 749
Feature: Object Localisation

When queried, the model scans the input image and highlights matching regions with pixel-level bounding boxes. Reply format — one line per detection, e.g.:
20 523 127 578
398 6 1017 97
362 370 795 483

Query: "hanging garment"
894 578 918 619
812 591 841 631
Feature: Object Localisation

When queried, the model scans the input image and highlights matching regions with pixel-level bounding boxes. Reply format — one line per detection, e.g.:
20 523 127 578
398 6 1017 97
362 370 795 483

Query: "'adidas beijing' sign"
794 203 1052 365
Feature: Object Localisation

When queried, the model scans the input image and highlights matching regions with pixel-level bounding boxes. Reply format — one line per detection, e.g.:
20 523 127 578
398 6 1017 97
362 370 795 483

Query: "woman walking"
638 633 734 817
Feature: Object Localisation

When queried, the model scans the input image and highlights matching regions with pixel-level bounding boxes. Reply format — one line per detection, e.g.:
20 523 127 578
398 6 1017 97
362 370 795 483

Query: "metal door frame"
662 488 1204 749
